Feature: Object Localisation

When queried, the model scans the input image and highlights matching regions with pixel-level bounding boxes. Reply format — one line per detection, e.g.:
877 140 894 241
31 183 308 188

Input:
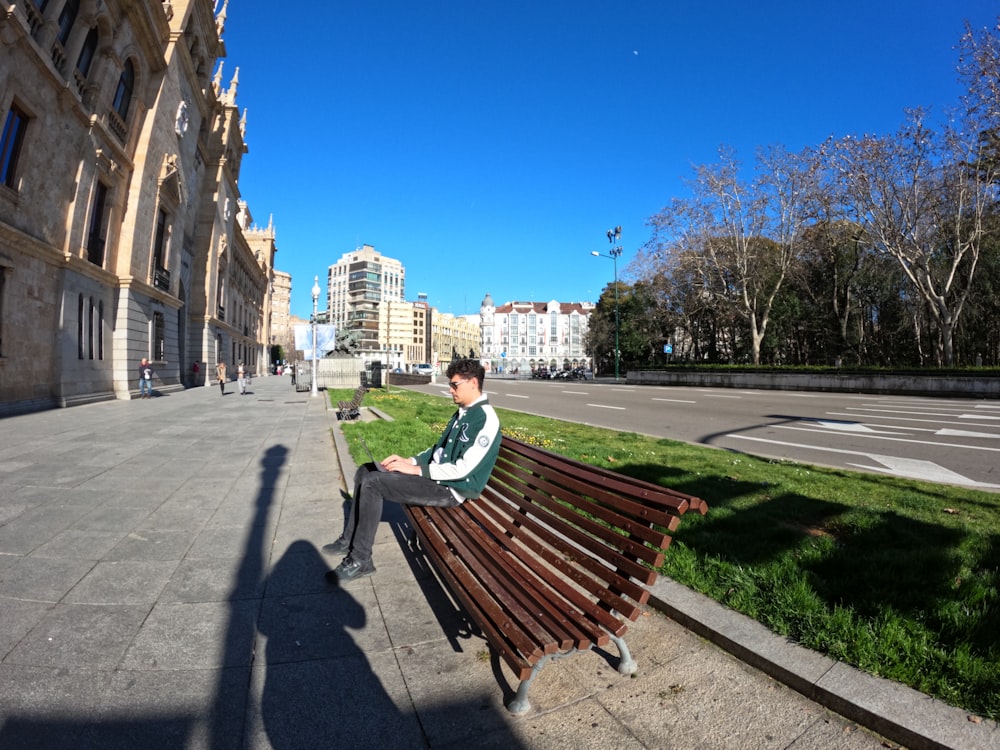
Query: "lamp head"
590 251 600 257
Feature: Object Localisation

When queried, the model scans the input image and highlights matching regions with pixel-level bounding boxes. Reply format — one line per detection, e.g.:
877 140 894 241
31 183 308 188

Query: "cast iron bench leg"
508 649 580 715
609 632 637 675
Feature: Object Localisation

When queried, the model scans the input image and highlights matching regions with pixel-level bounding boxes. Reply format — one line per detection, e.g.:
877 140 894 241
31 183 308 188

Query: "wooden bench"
336 386 366 421
403 437 708 714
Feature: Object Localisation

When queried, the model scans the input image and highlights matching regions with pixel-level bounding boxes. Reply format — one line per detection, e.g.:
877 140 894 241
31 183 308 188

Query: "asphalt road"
405 378 1000 491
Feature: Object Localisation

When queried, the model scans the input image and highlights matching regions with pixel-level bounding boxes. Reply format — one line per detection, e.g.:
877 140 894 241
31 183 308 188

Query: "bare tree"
646 146 814 364
829 20 1000 366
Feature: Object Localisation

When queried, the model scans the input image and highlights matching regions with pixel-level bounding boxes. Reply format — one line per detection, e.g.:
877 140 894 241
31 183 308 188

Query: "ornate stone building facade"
0 0 275 413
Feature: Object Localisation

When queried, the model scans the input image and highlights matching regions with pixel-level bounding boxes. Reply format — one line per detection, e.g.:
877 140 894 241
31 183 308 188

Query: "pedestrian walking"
216 361 227 395
237 361 247 395
137 357 153 399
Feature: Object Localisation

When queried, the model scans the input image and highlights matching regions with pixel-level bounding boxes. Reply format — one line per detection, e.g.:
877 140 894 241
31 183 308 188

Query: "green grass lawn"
330 386 1000 721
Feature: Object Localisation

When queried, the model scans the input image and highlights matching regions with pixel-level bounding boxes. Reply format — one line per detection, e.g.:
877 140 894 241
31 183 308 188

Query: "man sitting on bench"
324 359 502 582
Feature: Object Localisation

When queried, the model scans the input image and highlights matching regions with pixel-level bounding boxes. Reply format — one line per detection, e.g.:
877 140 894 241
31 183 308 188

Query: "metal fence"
293 358 368 391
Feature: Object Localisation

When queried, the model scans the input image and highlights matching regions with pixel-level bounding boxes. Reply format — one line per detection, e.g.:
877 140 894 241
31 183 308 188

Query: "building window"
88 297 95 359
0 266 6 357
98 300 104 359
153 311 165 361
86 182 108 266
77 294 84 359
152 208 170 290
1 104 29 189
76 26 98 78
112 60 135 121
56 0 78 46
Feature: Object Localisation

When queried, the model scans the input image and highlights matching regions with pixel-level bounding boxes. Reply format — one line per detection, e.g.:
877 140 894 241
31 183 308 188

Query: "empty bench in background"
404 436 708 714
336 386 366 421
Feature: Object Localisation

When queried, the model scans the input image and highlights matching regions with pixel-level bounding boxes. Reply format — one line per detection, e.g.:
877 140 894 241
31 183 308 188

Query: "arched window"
112 60 135 121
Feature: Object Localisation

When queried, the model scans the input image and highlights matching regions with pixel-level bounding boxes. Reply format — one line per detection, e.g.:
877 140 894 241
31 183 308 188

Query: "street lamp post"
591 225 623 380
311 275 320 398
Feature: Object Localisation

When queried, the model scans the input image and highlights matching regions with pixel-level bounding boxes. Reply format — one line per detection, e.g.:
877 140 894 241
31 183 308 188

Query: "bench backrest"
479 437 707 623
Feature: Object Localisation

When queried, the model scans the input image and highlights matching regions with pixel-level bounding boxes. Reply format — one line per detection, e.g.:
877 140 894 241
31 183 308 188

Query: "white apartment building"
475 294 593 374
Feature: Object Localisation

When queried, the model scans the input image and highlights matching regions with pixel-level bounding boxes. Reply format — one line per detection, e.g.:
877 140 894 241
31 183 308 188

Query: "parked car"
414 363 433 376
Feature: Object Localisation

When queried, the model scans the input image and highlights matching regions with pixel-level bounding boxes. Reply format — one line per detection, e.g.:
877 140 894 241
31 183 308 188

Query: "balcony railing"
107 110 127 144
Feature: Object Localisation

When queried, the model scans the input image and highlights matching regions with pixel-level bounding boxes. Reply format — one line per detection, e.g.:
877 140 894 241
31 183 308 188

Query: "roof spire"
215 0 228 37
212 61 224 94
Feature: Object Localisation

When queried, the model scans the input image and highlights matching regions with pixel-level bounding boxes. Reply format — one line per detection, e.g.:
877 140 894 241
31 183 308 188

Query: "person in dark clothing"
323 359 501 582
138 357 153 399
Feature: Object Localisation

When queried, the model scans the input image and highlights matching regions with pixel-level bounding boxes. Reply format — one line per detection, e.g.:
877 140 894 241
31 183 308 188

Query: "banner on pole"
295 324 337 360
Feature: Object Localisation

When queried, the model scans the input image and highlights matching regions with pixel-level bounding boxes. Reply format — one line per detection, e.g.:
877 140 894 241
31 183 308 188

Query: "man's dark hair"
446 358 485 390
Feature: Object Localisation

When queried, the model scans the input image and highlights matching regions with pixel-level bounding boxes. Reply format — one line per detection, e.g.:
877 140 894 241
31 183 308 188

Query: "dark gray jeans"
341 463 459 563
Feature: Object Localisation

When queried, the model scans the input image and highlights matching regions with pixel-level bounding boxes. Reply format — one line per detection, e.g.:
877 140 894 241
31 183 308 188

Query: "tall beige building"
431 311 481 369
0 0 275 413
326 244 404 358
269 268 294 363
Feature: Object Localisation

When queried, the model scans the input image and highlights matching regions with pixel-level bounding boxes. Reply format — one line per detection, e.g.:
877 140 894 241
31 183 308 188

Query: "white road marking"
773 424 1000 452
810 420 881 433
825 411 1000 430
727 435 1000 489
847 456 1000 488
652 397 697 404
562 390 588 395
936 428 1000 439
587 403 626 410
504 393 529 399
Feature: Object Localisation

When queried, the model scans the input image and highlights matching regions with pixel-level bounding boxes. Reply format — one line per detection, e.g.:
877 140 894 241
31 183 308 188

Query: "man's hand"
381 455 421 475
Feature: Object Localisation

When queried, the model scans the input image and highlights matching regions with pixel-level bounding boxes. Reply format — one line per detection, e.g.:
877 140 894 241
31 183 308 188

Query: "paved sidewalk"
0 376 995 749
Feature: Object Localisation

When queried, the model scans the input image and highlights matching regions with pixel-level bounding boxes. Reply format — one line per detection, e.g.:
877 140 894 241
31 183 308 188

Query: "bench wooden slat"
503 438 702 514
466 496 626 638
491 458 671 573
477 485 649 625
455 500 609 647
428 509 590 654
426 504 576 654
494 448 685 537
407 505 541 678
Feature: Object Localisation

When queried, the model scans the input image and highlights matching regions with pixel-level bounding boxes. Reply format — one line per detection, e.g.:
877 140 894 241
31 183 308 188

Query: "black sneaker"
326 556 375 583
321 537 350 555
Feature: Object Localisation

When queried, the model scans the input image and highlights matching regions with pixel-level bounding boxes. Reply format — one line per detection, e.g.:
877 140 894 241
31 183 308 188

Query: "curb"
648 580 997 750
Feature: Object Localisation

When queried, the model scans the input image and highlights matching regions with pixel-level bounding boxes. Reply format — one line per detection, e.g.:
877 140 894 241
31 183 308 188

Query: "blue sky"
222 1 999 320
